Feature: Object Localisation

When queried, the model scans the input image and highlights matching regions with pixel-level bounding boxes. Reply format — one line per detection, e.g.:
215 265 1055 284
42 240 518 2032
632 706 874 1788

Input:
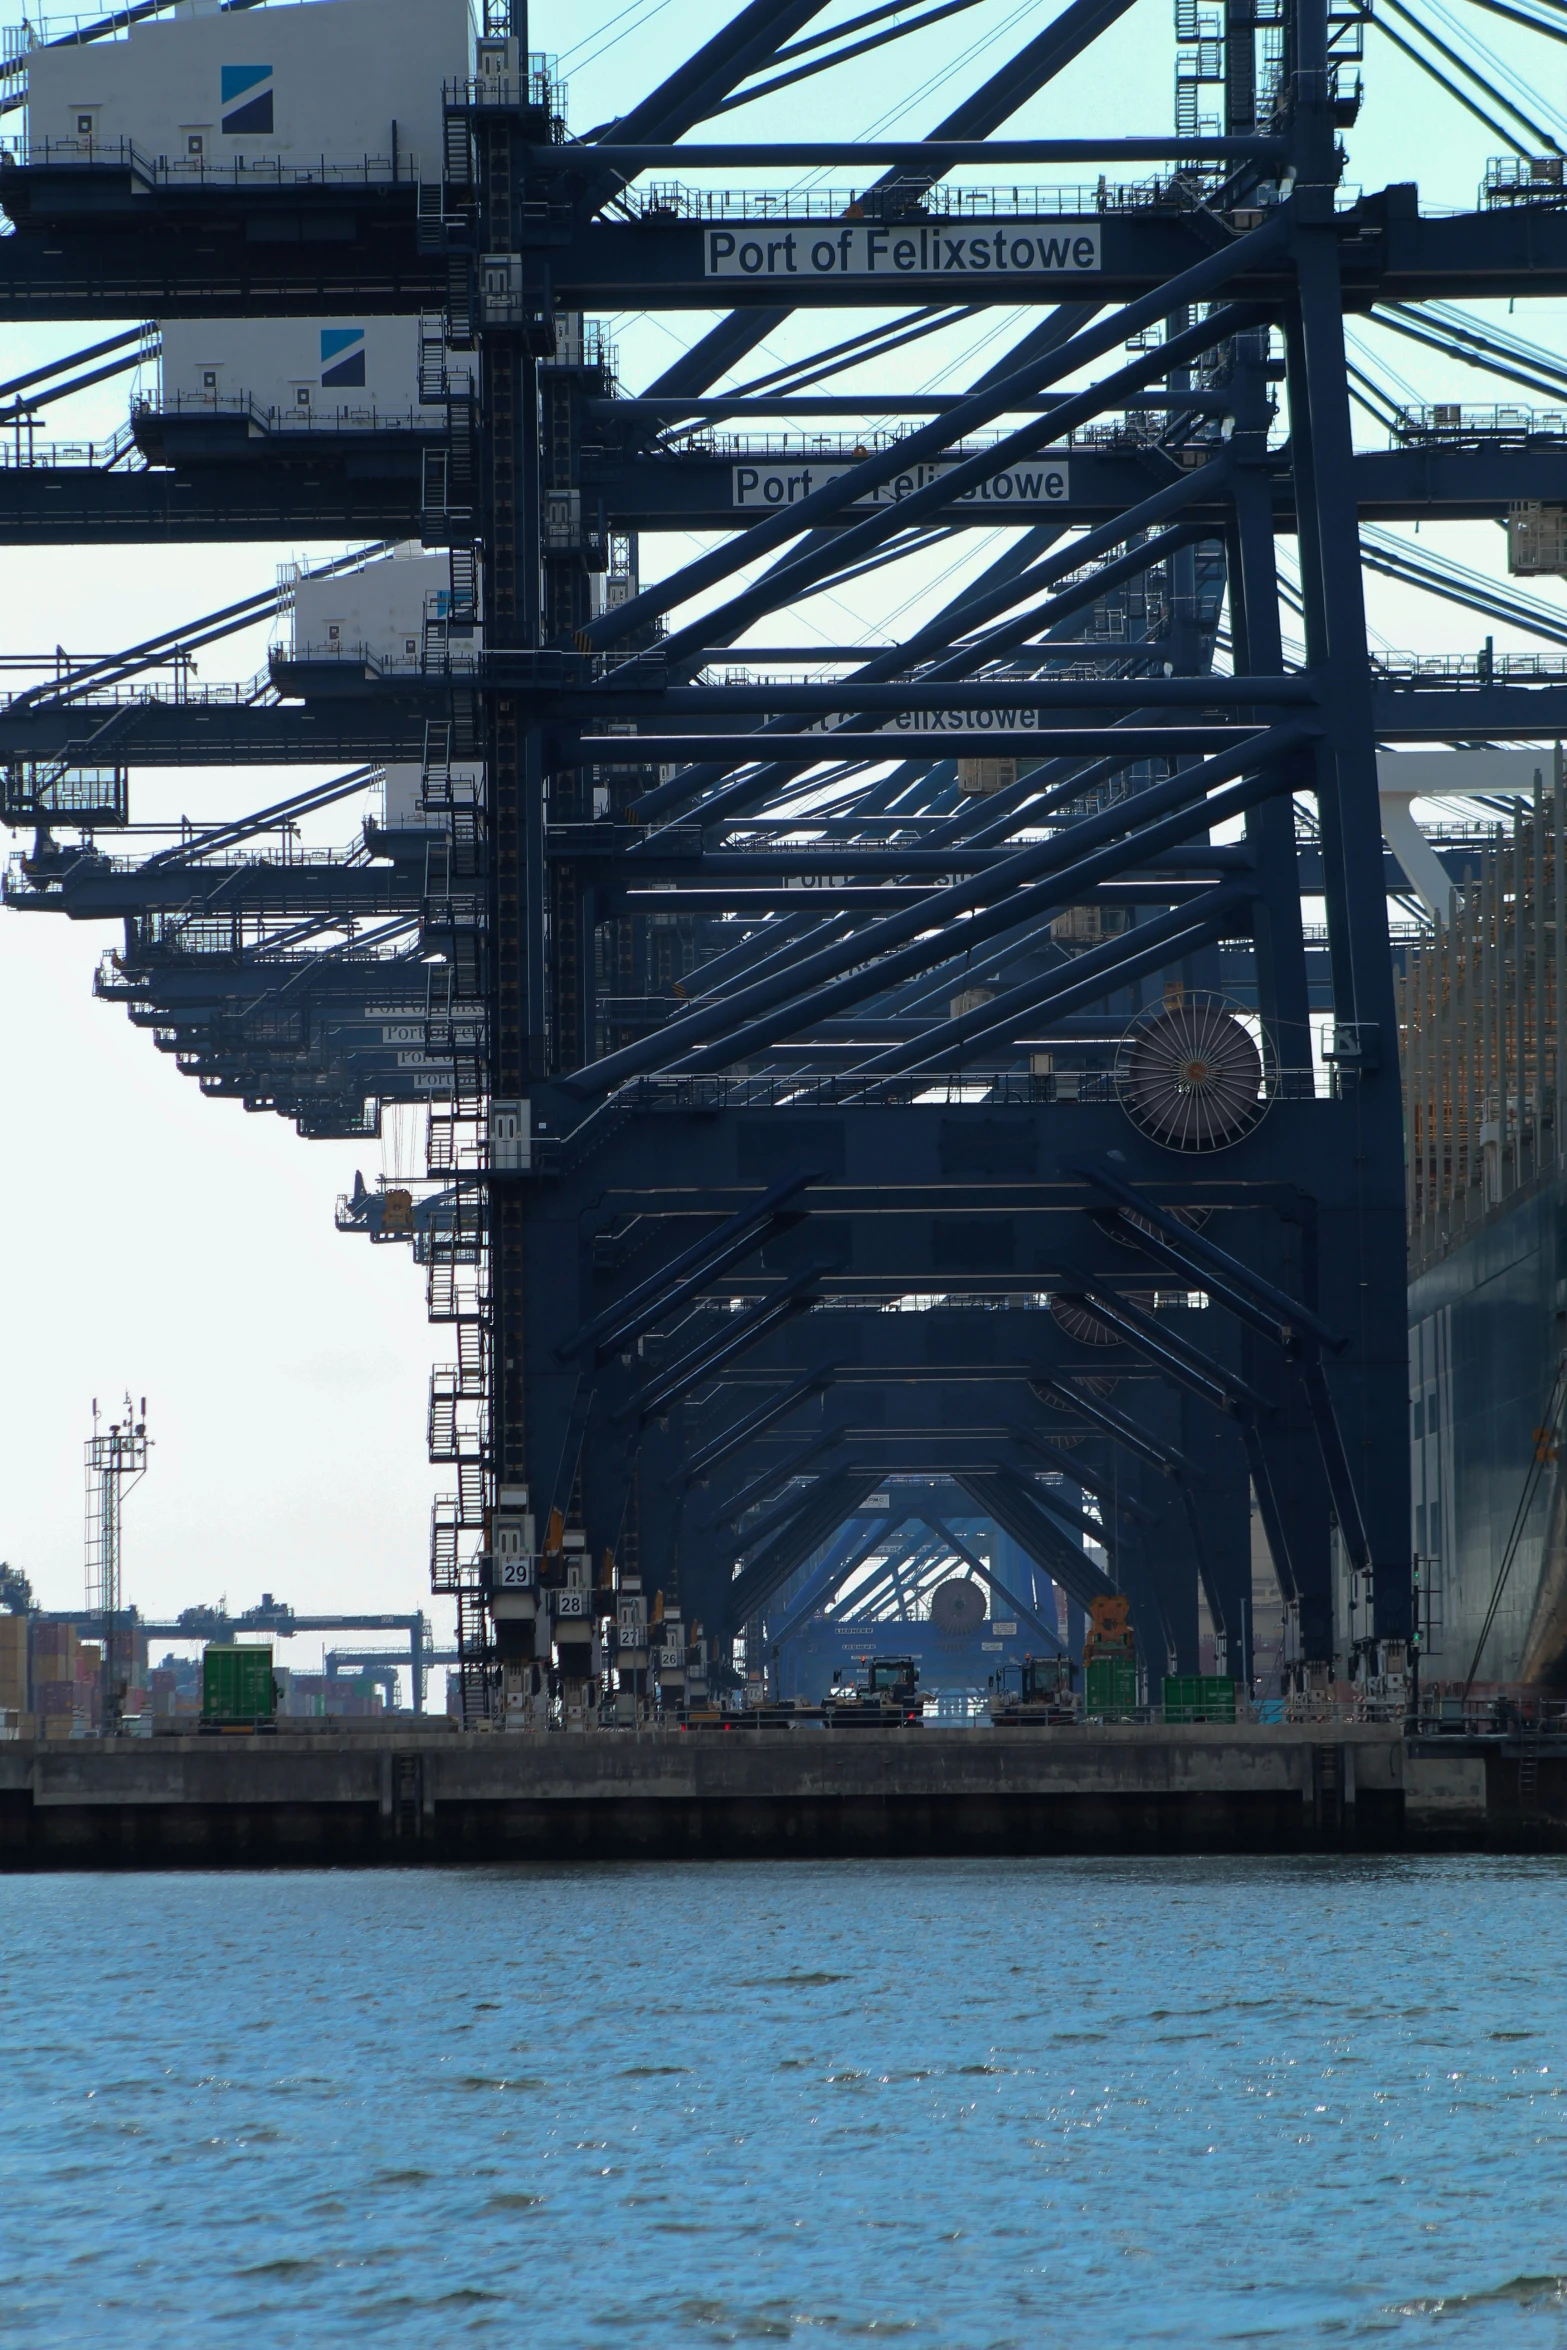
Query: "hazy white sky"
1 0 1563 1694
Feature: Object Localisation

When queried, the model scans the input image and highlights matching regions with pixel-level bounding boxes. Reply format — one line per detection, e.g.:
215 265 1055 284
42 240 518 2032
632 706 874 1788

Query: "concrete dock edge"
1 1723 1559 1866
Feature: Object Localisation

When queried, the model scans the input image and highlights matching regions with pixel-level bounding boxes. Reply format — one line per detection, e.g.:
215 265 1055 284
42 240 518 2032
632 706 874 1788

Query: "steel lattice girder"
1 177 1566 315
5 679 1567 770
507 1093 1401 1653
5 439 1567 547
1 0 1511 1687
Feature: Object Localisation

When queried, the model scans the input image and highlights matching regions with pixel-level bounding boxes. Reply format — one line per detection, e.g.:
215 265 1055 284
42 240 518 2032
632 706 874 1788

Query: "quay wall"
0 1723 1553 1866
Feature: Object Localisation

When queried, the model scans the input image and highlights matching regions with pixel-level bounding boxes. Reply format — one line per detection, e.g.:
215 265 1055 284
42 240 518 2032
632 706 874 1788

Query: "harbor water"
3 1856 1565 2344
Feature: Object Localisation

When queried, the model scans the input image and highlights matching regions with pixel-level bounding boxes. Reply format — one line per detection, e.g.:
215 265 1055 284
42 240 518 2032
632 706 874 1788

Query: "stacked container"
0 1612 26 1714
32 1620 78 1728
1083 1593 1139 1718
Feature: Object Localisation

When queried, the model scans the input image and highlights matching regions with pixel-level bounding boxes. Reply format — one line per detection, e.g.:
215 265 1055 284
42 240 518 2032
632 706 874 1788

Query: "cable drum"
1051 1295 1132 1347
929 1577 988 1633
1117 994 1268 1153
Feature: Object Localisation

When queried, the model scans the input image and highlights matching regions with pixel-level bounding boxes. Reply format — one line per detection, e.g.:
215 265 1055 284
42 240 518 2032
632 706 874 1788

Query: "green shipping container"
202 1644 277 1722
1162 1674 1237 1723
1085 1658 1138 1716
1162 1673 1200 1722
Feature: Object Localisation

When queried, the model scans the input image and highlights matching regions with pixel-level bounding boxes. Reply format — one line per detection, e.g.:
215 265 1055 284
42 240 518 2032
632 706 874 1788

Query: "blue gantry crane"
2 0 1564 1725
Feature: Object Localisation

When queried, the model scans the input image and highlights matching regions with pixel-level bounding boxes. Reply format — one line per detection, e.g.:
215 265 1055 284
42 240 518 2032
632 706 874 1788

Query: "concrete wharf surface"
0 1722 1556 1865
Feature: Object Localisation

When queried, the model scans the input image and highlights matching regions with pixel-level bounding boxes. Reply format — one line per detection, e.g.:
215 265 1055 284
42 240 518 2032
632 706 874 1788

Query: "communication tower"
84 1394 150 1734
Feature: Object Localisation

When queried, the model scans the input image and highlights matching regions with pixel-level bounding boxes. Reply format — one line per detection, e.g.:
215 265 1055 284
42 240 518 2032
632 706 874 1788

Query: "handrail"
138 392 441 435
3 669 276 710
613 175 1238 222
1392 402 1567 442
7 133 414 186
617 1065 1328 1110
0 418 141 470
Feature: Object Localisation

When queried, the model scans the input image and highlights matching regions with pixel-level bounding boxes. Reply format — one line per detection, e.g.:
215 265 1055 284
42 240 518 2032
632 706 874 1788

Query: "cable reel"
1116 992 1269 1153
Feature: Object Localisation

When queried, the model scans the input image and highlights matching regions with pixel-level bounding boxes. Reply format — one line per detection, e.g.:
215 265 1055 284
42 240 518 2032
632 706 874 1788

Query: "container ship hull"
1410 1178 1567 1691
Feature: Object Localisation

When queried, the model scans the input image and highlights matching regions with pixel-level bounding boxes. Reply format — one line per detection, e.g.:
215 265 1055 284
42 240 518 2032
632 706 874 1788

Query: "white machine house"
156 317 441 428
24 0 472 180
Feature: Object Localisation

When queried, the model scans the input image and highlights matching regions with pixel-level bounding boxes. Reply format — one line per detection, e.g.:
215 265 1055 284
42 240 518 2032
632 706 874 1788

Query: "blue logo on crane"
220 64 273 135
320 328 367 389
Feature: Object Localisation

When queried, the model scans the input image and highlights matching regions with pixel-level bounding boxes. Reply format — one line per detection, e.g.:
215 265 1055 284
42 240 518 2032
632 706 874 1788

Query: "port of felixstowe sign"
732 455 1070 510
802 707 1073 735
703 222 1103 280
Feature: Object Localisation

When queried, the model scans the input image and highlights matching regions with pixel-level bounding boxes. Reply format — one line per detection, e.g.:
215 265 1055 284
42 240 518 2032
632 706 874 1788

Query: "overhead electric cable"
0 326 156 403
1423 0 1567 126
1360 528 1567 644
11 544 393 707
1369 12 1529 146
714 0 999 109
1382 0 1566 142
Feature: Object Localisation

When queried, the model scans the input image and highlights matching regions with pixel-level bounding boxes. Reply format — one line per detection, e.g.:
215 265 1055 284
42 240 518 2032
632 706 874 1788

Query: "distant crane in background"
85 1394 149 1734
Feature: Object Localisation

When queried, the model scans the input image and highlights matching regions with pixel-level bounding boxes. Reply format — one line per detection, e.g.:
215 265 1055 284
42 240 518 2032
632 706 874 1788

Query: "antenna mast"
84 1393 150 1735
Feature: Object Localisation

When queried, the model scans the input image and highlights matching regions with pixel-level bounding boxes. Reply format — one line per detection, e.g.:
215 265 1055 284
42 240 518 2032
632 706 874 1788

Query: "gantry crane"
2 0 1564 1724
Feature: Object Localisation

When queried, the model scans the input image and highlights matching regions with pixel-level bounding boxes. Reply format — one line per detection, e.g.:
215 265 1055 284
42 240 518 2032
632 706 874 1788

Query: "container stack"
0 1612 29 1737
0 1612 26 1715
32 1620 79 1734
75 1643 103 1732
1083 1595 1139 1717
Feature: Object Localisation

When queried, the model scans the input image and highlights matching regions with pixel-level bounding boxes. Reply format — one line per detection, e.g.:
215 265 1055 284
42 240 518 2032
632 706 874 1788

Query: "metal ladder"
416 182 445 253
448 544 478 624
443 106 472 187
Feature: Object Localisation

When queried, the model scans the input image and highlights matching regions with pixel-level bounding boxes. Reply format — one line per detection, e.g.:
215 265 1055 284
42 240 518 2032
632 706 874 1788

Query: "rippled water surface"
4 1857 1567 2344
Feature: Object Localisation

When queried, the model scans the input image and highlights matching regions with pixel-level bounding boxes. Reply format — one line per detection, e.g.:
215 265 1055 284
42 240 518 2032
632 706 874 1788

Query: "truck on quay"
827 1657 923 1726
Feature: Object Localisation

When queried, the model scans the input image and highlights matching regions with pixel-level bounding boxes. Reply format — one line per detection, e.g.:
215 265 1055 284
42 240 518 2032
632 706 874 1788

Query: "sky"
1 0 1564 1697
